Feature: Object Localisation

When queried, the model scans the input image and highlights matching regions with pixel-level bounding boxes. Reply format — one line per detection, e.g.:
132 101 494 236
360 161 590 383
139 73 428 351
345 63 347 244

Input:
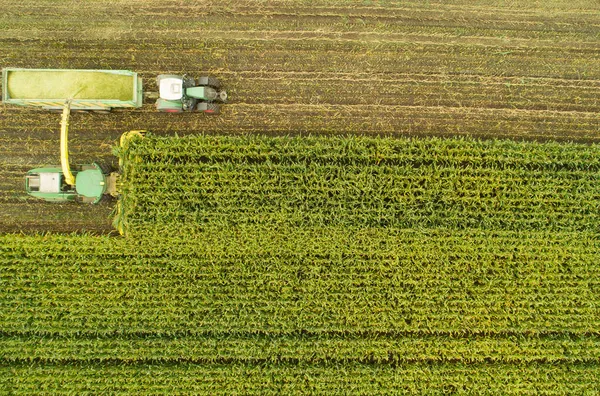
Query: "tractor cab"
25 167 78 202
155 74 227 114
159 77 184 101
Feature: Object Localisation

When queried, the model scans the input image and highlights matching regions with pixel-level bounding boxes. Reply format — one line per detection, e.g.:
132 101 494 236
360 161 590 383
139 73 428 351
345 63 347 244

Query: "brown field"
0 0 599 232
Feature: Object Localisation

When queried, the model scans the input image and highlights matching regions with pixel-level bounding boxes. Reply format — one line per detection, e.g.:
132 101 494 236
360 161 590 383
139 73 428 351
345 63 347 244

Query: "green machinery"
3 67 228 203
24 100 144 204
155 74 227 114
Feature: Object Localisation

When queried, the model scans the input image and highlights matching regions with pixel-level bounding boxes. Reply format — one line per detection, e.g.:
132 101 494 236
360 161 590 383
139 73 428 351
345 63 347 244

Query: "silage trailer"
2 68 143 111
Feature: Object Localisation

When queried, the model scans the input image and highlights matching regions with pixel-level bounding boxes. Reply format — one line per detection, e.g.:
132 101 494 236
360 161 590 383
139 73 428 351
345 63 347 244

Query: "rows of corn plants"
2 134 599 391
116 135 600 234
2 228 599 335
2 363 599 394
2 0 599 391
1 227 599 392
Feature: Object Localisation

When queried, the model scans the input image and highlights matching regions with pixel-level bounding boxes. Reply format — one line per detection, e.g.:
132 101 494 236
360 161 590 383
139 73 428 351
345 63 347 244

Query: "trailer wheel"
197 76 221 89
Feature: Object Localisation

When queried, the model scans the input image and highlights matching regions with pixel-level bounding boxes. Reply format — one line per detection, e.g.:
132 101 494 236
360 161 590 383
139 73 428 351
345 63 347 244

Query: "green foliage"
2 134 600 392
1 227 600 392
117 135 600 235
2 363 599 394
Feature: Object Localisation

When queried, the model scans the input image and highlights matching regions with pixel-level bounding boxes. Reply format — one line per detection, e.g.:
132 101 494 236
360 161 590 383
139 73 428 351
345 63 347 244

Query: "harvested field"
1 0 599 393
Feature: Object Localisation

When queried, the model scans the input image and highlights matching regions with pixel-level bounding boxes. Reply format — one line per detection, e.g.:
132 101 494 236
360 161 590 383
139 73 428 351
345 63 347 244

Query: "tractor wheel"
182 75 196 88
204 103 221 115
98 194 114 204
98 163 113 175
197 76 221 89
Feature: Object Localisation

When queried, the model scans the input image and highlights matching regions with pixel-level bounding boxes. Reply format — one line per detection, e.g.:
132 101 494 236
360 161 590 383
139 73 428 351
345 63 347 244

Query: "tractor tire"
204 103 221 115
98 163 113 175
197 76 221 89
182 75 196 88
98 194 114 205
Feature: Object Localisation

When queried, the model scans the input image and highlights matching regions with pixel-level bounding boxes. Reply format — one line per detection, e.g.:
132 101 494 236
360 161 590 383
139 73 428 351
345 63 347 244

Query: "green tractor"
25 163 116 204
24 100 142 204
155 74 228 114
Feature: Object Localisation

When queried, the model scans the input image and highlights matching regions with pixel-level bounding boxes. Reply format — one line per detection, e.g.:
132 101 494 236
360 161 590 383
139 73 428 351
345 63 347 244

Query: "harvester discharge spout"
60 99 75 186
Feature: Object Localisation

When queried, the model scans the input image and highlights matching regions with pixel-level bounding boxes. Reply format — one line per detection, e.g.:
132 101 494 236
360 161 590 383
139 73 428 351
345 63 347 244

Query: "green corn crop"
2 134 600 392
117 135 600 236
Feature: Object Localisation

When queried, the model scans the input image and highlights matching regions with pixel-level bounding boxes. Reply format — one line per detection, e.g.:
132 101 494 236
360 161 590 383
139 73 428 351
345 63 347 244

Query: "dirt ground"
1 0 599 233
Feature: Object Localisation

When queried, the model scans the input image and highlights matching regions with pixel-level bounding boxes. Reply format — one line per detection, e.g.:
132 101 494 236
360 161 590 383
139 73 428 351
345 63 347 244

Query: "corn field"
116 134 600 235
2 0 600 393
2 134 599 393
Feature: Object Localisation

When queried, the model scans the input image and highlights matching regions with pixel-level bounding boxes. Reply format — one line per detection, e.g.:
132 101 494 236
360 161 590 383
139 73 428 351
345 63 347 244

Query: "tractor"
25 163 117 204
24 100 143 204
155 75 227 114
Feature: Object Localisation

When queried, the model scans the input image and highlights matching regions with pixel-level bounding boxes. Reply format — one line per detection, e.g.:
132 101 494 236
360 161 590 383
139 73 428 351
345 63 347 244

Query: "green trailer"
2 68 143 111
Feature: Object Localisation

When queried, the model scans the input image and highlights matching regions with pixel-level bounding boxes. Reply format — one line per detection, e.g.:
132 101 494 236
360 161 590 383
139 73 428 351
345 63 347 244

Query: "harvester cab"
156 74 227 114
25 163 117 204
